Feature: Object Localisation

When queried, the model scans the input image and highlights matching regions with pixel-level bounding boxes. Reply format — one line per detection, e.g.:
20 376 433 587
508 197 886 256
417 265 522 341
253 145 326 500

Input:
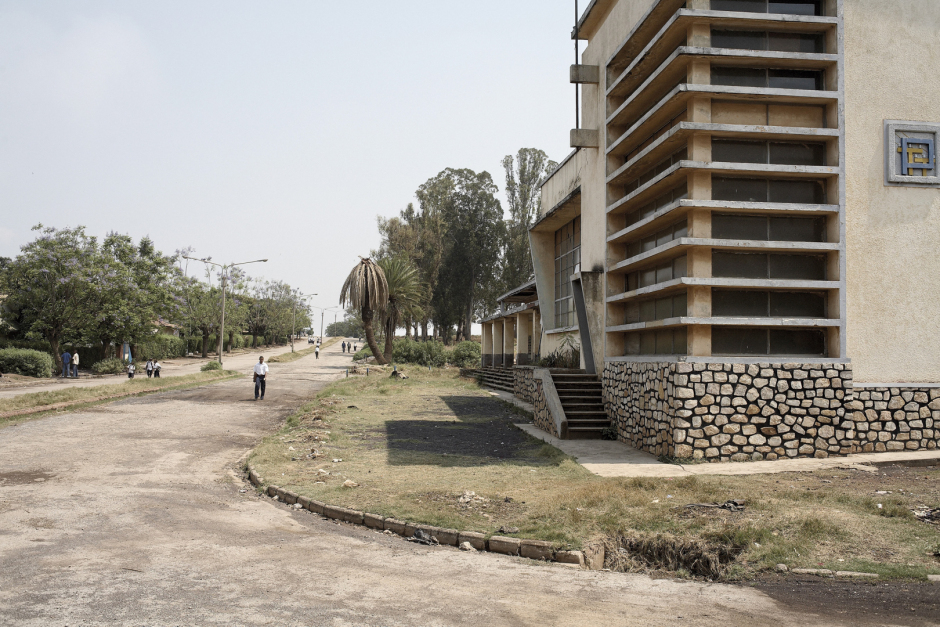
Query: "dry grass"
0 370 238 418
249 368 940 580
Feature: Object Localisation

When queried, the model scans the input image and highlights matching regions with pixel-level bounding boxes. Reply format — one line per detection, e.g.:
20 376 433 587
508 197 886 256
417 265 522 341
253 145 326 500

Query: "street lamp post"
311 305 340 342
291 293 317 353
183 256 267 367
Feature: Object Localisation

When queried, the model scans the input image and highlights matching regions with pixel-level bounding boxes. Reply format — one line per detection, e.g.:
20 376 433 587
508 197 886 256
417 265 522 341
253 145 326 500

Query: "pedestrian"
354 343 357 352
127 362 136 379
61 350 71 378
72 351 80 378
253 356 268 400
153 360 162 378
315 344 320 359
341 341 346 353
145 359 154 378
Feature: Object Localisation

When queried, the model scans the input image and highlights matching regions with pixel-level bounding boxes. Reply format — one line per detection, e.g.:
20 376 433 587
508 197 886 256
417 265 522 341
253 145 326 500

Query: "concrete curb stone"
520 539 554 561
307 499 325 515
927 575 940 584
555 550 585 566
458 531 486 551
343 508 365 525
488 536 521 556
835 571 879 579
384 518 406 536
322 504 345 521
792 568 833 577
363 513 386 529
403 522 419 538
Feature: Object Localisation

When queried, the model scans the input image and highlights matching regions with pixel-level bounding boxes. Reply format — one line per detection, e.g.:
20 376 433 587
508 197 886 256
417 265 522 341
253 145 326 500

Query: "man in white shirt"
72 351 80 378
253 356 269 400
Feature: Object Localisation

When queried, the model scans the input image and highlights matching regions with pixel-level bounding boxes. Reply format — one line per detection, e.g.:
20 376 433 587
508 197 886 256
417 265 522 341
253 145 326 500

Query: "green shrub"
201 360 223 372
92 357 126 375
450 341 482 368
352 346 373 360
0 348 55 378
137 334 187 361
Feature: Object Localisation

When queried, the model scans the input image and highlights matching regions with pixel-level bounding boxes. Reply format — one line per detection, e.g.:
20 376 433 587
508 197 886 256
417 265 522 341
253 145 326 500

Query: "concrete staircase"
551 373 609 439
476 367 515 393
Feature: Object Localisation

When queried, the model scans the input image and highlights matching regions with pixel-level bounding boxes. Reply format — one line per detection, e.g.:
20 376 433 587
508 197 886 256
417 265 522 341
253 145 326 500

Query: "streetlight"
310 305 341 342
183 256 267 366
292 292 317 353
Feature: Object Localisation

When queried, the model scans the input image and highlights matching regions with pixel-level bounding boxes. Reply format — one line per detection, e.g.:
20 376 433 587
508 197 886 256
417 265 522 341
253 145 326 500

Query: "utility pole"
311 305 340 342
184 256 267 366
291 292 317 352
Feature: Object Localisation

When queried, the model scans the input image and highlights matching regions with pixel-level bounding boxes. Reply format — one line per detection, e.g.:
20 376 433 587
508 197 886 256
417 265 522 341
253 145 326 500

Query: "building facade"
520 0 940 460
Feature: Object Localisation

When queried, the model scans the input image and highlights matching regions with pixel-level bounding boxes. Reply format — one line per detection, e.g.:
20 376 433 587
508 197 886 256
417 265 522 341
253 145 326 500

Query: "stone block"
322 504 345 521
267 485 280 497
343 508 365 525
555 550 585 566
835 571 879 579
520 539 554 561
583 543 605 570
459 531 486 551
281 490 298 505
488 536 521 556
364 513 385 529
384 518 407 536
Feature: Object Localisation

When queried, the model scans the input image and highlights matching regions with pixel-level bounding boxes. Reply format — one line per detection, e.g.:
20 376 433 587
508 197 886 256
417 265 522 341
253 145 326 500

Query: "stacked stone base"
603 362 940 462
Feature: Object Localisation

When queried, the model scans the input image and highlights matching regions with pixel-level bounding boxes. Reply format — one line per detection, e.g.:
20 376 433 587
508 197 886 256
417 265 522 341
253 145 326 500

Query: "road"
0 339 321 401
0 340 875 626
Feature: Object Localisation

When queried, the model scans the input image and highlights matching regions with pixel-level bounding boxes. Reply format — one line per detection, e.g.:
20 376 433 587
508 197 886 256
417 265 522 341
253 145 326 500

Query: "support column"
482 323 493 367
517 313 532 365
503 318 516 368
532 310 542 359
493 320 504 368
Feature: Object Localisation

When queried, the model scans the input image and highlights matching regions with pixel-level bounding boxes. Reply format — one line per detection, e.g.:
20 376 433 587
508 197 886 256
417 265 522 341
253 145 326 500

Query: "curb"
246 467 585 568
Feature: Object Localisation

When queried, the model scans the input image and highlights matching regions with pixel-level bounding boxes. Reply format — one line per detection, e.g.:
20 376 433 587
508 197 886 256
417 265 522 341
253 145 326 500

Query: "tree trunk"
405 316 412 340
228 330 235 353
50 337 62 372
201 329 210 358
383 313 396 363
421 320 428 342
362 307 388 365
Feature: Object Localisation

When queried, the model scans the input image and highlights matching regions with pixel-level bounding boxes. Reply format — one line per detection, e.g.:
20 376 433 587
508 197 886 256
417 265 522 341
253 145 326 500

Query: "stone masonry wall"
602 362 939 463
602 362 677 458
846 387 939 452
514 367 537 404
532 378 558 437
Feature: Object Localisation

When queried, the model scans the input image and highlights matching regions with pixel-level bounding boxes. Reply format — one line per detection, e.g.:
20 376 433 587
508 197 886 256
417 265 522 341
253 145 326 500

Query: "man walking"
145 359 154 378
314 344 320 359
72 351 80 378
341 341 346 353
61 350 71 378
253 356 268 400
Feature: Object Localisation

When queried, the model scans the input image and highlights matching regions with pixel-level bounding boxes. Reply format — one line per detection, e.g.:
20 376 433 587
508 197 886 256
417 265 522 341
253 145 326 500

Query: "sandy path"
0 340 851 626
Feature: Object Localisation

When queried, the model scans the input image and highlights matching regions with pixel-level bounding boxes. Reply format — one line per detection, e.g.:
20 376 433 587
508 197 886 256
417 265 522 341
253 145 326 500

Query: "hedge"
136 335 187 361
0 348 55 378
352 338 481 368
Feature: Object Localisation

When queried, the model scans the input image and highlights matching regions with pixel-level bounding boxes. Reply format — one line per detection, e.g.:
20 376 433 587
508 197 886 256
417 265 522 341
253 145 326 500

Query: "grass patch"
268 337 341 364
249 368 940 581
0 370 239 422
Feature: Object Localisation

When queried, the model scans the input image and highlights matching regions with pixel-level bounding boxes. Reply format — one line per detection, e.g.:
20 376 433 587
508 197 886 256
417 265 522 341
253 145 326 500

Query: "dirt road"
0 341 901 626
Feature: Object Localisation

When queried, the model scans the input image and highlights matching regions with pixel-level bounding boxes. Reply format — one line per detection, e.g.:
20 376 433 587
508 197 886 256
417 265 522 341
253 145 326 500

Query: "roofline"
496 279 538 303
539 148 579 189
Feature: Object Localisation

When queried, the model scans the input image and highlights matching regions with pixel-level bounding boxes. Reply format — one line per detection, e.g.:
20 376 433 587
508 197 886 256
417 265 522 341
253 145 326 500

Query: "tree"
3 225 100 368
339 258 389 365
376 257 425 362
434 168 506 342
326 311 364 338
500 148 557 293
84 233 179 358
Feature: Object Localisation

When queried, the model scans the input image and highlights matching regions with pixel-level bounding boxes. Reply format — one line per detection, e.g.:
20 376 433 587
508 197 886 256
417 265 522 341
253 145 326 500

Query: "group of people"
125 359 161 379
340 340 357 354
60 350 80 378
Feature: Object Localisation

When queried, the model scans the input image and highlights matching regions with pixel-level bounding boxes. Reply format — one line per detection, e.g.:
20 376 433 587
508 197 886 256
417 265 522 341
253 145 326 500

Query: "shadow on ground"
384 394 558 467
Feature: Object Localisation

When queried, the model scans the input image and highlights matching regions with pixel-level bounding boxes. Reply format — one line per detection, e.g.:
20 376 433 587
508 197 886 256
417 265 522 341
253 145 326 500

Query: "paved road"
0 339 325 401
0 340 855 626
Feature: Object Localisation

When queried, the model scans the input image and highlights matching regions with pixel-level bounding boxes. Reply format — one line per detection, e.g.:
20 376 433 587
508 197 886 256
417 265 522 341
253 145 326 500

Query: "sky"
0 0 576 325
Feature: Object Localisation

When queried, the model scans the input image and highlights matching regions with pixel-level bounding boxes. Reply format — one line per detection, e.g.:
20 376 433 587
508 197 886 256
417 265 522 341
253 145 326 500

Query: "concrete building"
483 0 940 461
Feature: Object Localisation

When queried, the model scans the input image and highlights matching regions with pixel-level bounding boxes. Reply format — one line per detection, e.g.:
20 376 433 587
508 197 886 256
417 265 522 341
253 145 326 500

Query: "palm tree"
377 257 426 362
340 257 389 365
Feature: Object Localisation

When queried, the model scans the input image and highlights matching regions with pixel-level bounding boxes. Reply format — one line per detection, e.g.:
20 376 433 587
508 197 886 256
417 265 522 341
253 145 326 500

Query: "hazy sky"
0 0 576 323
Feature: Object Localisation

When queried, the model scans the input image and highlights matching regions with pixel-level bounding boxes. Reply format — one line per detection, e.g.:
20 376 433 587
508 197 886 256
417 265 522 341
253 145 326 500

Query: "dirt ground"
0 341 938 626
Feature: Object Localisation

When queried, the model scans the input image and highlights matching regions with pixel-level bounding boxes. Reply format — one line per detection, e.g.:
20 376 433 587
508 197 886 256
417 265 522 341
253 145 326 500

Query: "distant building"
483 0 940 461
